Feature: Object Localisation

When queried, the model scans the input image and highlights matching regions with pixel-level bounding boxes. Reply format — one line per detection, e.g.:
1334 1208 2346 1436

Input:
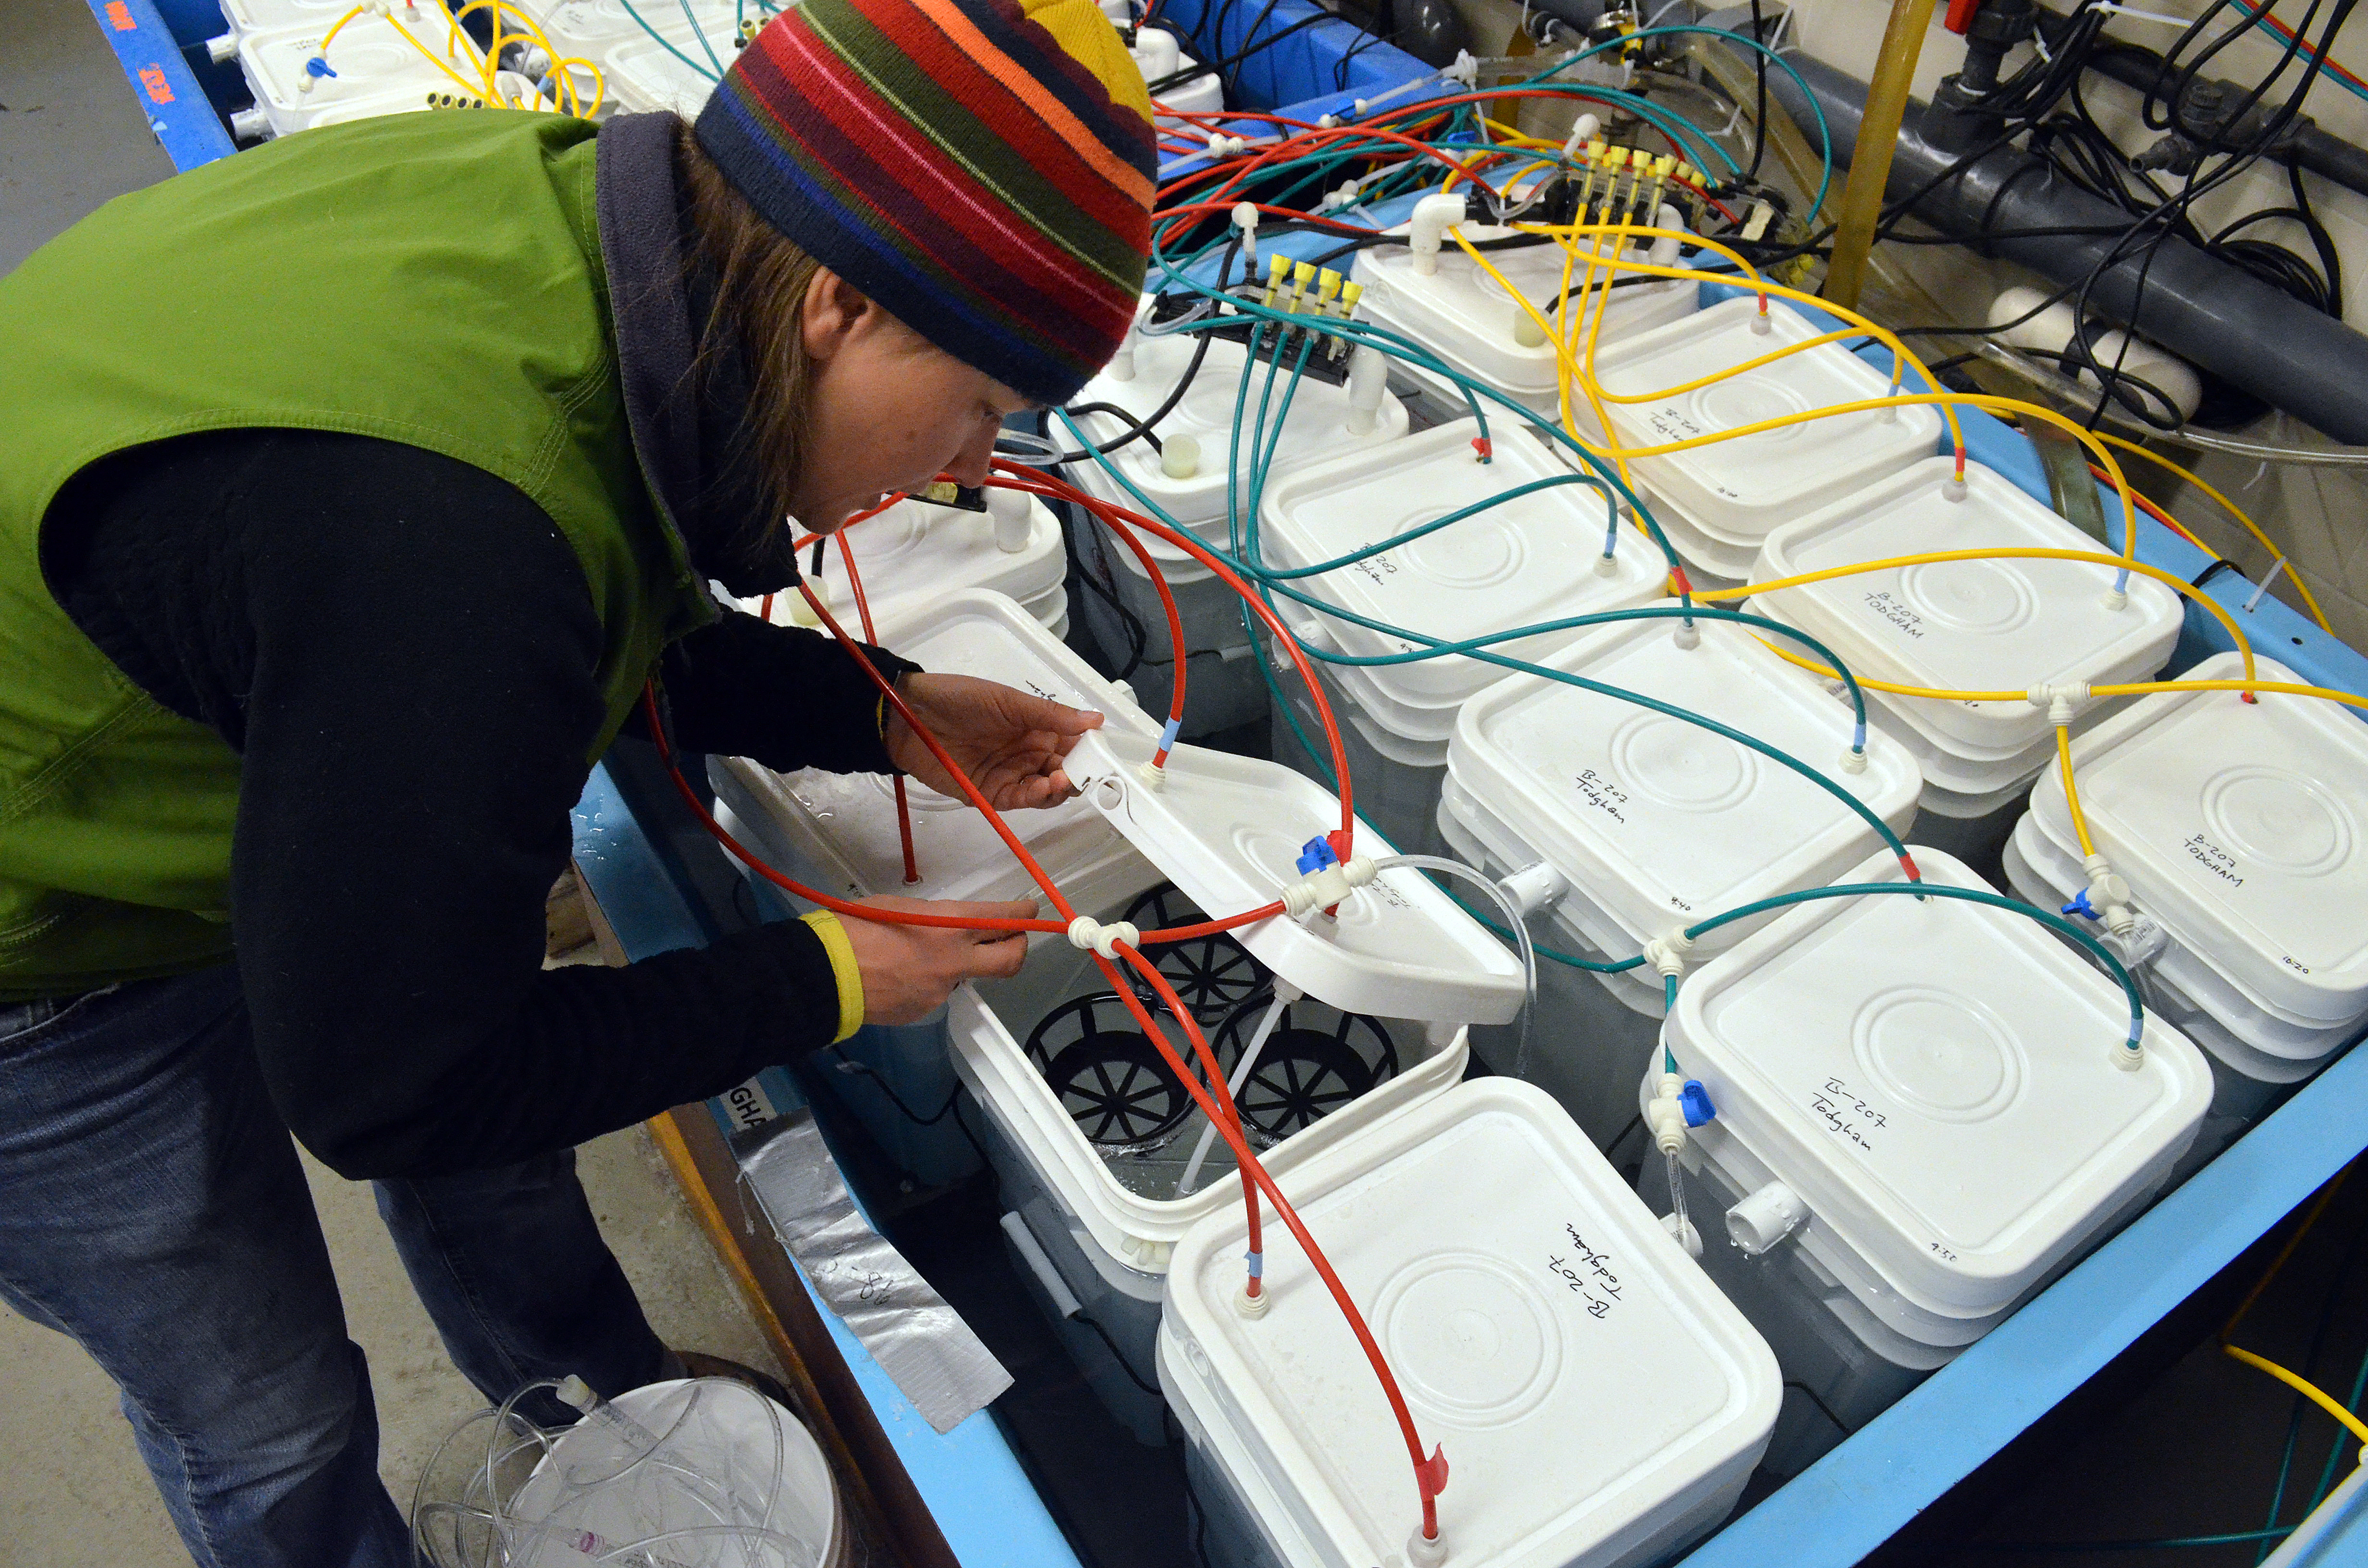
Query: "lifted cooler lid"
1066 728 1528 1024
1665 847 2211 1320
1256 420 1665 709
1752 457 2183 760
1446 607 1922 952
1162 1077 1779 1568
1591 298 1943 550
711 590 1157 909
2026 651 2368 1027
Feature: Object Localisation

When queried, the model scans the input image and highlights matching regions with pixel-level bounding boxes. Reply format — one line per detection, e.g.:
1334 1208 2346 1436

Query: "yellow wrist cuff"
799 910 865 1044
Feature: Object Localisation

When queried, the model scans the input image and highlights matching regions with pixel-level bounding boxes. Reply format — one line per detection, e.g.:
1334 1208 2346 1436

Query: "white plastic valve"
987 487 1031 553
1279 854 1379 917
1230 200 1259 267
1562 112 1602 159
1344 345 1387 436
1160 432 1201 480
1726 1180 1810 1257
1407 193 1467 278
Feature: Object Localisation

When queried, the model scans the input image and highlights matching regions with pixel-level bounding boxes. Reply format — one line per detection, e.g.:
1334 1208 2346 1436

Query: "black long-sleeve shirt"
43 426 917 1179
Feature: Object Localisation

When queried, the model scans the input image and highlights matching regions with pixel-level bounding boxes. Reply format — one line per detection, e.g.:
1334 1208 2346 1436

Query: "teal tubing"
1506 23 1837 218
1684 882 2148 1058
614 0 720 78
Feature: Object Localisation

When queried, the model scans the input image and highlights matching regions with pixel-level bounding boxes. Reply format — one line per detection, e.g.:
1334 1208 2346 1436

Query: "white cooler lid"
782 493 1065 633
1591 298 1942 547
241 17 480 128
1067 728 1527 1024
1350 222 1698 400
1255 420 1665 710
2026 651 2368 1026
603 33 717 115
716 590 1157 907
1164 1077 1778 1568
1752 457 2183 759
1445 606 1922 950
1062 329 1411 534
1665 847 2211 1319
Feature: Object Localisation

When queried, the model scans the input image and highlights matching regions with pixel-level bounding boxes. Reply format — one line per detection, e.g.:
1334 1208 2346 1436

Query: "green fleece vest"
0 112 714 1001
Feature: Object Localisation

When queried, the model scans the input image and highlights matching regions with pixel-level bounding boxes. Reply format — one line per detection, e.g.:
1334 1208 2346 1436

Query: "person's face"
787 269 1036 532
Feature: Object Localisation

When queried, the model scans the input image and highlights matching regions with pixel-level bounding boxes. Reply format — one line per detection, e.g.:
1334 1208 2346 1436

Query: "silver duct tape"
738 1110 1012 1433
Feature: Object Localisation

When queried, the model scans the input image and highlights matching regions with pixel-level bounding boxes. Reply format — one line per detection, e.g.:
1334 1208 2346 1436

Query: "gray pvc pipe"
1753 45 2368 442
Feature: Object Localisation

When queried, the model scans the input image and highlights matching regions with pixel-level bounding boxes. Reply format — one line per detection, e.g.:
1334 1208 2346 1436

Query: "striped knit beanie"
694 0 1158 407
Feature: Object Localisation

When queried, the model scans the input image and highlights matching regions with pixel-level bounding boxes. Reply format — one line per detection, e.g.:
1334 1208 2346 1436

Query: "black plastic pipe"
2080 40 2368 201
1753 44 2368 441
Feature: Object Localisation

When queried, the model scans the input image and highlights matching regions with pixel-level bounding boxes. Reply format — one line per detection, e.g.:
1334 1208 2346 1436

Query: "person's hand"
883 673 1104 811
837 896 1039 1024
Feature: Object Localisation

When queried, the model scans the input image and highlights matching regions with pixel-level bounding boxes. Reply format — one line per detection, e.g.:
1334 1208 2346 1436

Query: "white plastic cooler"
1642 846 2210 1474
1584 298 1943 584
2004 652 2368 1168
1255 419 1665 855
1751 456 2183 862
1435 607 1922 1143
1160 1077 1780 1568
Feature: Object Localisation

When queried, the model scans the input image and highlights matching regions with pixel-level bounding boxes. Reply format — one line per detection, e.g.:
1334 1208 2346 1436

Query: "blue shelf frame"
80 0 236 169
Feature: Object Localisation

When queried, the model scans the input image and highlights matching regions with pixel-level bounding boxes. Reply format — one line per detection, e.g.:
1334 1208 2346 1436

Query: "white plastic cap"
1160 432 1201 480
1726 1180 1810 1257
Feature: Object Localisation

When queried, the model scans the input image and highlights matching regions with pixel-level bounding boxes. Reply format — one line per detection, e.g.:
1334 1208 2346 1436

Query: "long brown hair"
675 117 822 538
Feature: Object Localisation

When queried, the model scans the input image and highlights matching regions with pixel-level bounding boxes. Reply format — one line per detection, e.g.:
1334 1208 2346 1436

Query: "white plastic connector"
1407 193 1467 278
1498 859 1568 918
1160 432 1201 480
1646 1071 1690 1154
1643 929 1695 978
987 487 1031 553
1670 618 1702 651
1234 1282 1270 1319
2081 852 2138 937
1838 747 1869 774
1647 202 1685 267
2027 682 2094 726
1279 854 1379 917
1230 200 1259 267
1408 1525 1450 1568
206 30 238 62
1065 917 1142 958
1941 474 1970 502
1562 112 1602 159
1205 132 1248 158
1441 47 1478 86
1592 552 1619 577
1344 344 1387 436
1135 760 1168 792
1727 1180 1810 1257
2101 587 2131 611
230 105 271 140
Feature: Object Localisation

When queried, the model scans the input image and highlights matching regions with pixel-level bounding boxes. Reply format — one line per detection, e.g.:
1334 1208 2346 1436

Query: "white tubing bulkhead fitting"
986 487 1031 553
1727 1180 1810 1257
1407 193 1467 278
1344 344 1387 436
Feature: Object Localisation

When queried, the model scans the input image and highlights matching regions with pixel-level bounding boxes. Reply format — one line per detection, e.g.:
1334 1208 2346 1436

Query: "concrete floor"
0 1127 783 1567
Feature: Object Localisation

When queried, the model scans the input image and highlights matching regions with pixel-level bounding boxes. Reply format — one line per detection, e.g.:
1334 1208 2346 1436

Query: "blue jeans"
0 966 672 1568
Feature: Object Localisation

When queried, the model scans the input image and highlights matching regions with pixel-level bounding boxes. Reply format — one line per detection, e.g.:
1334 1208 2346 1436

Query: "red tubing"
989 464 1361 849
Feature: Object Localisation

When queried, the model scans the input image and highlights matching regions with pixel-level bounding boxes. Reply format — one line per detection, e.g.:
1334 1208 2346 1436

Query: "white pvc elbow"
987 488 1031 553
1648 203 1686 267
1407 193 1467 278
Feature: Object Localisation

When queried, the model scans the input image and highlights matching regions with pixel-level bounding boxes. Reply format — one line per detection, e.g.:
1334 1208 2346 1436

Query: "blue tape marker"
1158 716 1183 752
1245 1250 1264 1278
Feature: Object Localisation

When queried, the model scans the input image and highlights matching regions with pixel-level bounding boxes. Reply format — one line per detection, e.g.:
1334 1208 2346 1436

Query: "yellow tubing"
1825 0 1938 308
2056 725 2097 856
2088 430 2334 632
318 3 366 50
1715 545 2257 681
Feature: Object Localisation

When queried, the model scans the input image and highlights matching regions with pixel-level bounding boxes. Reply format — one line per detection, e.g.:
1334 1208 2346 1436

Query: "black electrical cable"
1037 328 1214 465
1745 0 1771 184
826 1045 963 1125
1150 7 1334 93
1785 1379 1854 1436
1075 1312 1164 1397
1062 494 1150 679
